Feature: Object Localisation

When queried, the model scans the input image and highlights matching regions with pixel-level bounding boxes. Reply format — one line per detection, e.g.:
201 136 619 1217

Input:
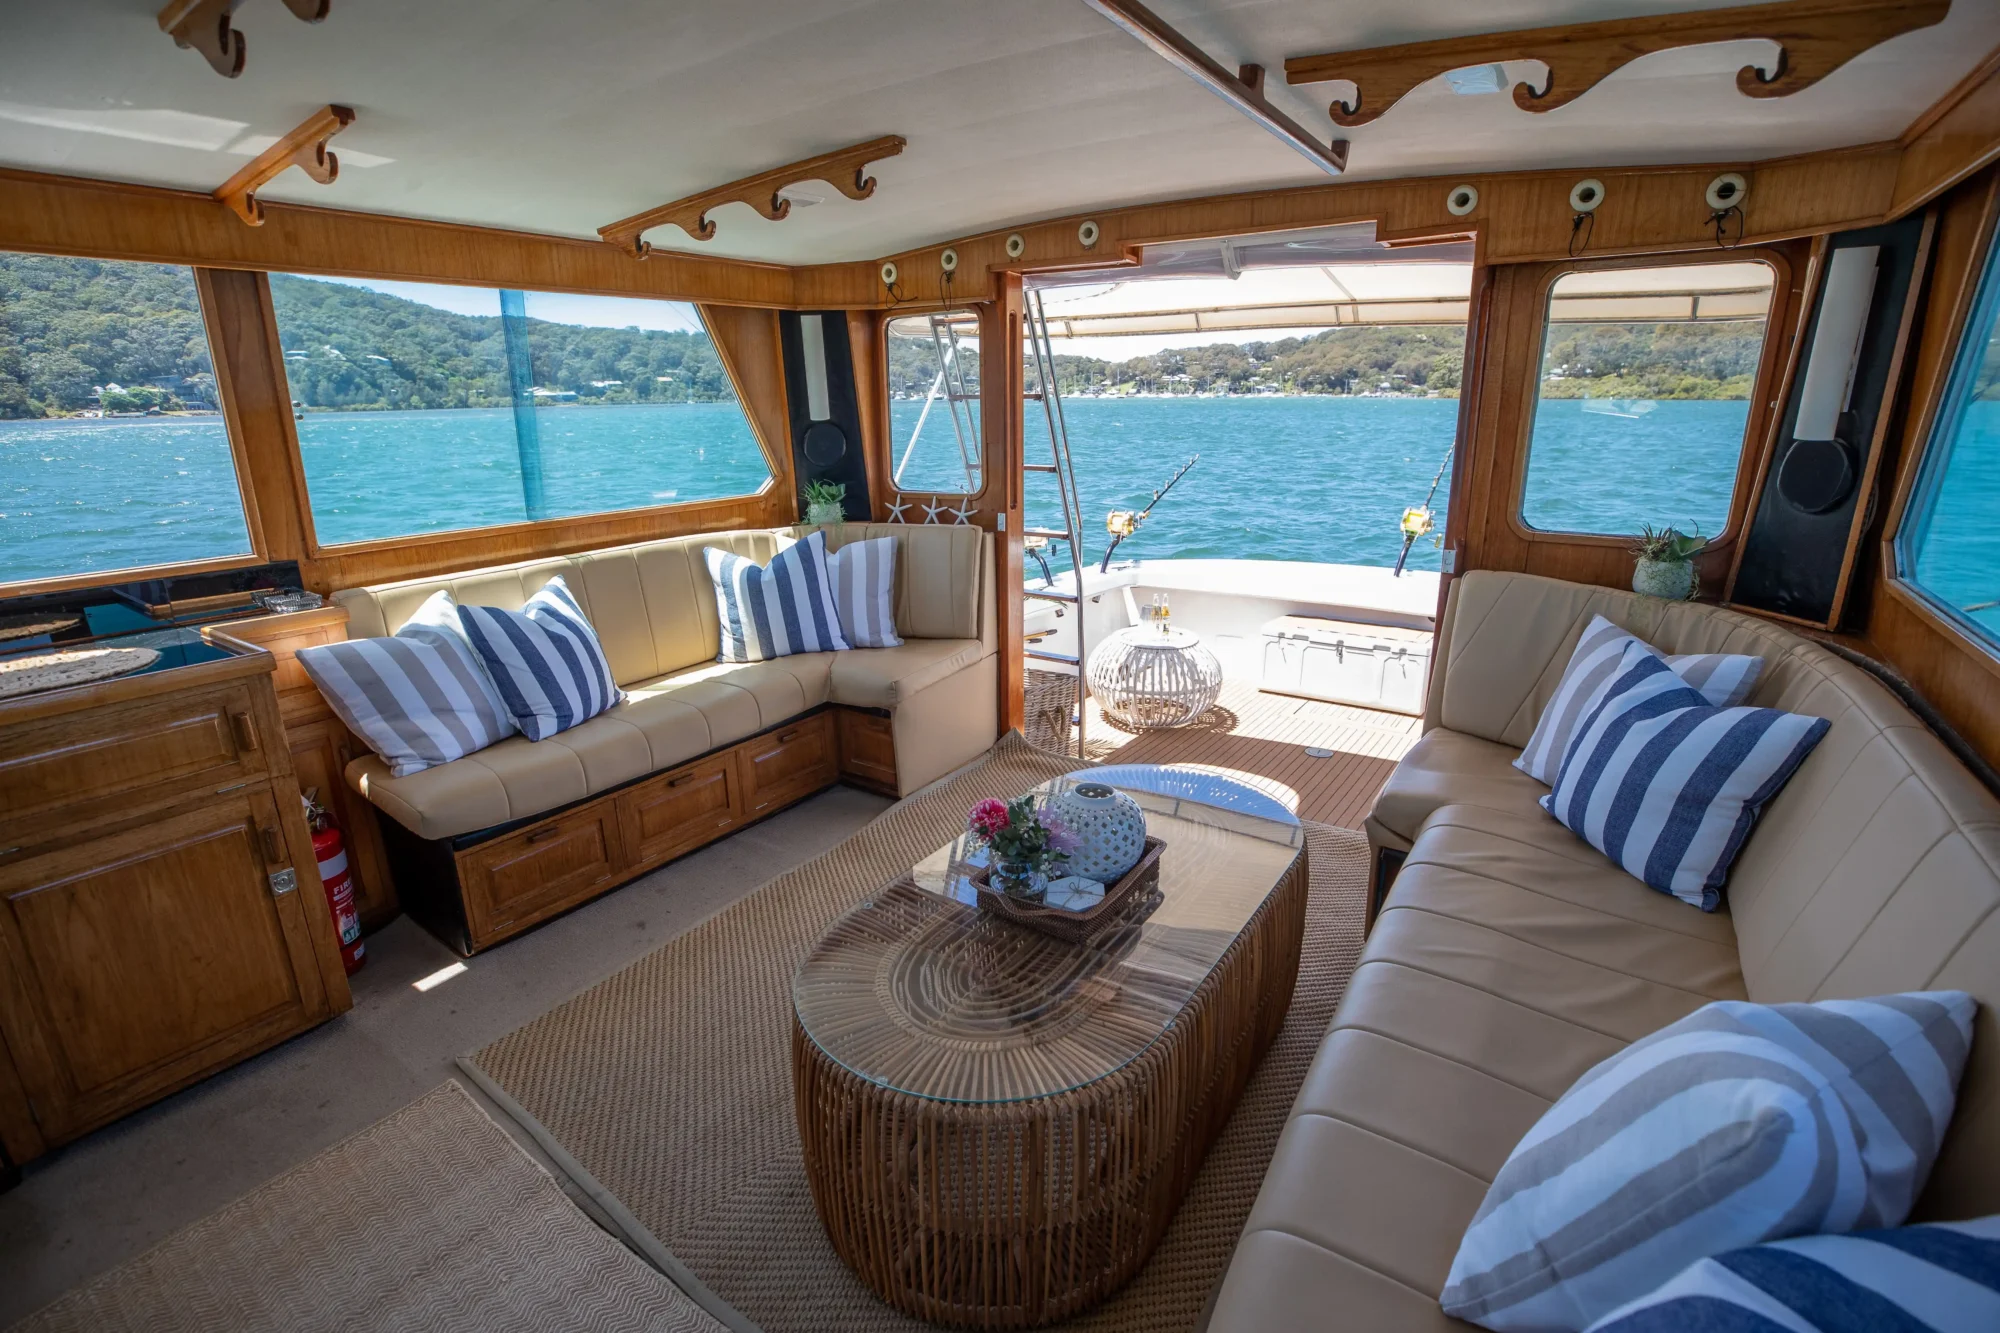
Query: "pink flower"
968 798 1010 839
1038 811 1080 855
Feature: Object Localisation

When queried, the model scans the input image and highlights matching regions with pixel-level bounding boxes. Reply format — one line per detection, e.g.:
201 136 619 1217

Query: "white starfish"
950 501 975 525
885 494 911 524
921 497 948 524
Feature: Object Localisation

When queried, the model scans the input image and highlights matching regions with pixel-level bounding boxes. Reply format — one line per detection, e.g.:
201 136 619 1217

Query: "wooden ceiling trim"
1082 0 1347 175
1283 0 1949 129
157 0 330 80
599 136 906 256
213 104 353 226
0 167 797 308
1894 45 2000 218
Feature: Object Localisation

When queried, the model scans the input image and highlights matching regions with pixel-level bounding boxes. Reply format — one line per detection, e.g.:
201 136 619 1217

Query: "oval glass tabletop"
791 768 1305 1105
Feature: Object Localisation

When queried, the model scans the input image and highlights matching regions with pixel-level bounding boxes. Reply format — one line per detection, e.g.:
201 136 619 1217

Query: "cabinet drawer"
0 682 269 838
616 754 743 869
458 806 622 948
740 713 837 818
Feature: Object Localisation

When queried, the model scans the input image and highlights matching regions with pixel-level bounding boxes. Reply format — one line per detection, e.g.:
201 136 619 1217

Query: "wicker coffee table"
792 768 1308 1328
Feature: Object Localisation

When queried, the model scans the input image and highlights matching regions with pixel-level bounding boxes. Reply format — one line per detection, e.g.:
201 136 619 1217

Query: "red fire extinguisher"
304 792 365 975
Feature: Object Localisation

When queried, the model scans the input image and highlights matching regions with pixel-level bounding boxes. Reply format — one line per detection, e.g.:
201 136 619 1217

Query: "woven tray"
972 836 1165 944
0 646 160 700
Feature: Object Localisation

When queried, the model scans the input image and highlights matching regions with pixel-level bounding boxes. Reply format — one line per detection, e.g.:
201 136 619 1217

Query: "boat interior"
4 2 2000 1329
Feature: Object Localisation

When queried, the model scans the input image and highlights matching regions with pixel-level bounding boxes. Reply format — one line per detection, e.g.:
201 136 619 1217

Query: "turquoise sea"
4 398 1994 638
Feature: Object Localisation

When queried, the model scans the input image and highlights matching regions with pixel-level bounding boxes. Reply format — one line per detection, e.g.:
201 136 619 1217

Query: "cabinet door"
616 753 744 870
835 708 898 796
288 717 399 929
457 805 623 950
0 790 334 1147
740 712 838 819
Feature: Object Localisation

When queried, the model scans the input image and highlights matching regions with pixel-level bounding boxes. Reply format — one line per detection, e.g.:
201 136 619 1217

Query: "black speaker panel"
1731 215 1927 625
778 311 871 520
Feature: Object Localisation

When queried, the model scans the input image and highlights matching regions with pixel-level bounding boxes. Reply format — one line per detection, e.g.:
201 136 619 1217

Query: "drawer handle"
231 711 260 752
667 772 697 788
777 729 801 743
525 825 561 844
260 826 284 864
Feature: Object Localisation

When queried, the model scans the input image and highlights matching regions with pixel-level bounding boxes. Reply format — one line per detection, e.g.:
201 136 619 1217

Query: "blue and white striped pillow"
1516 615 1765 785
457 576 623 742
705 530 850 662
826 535 903 649
1444 991 1978 1332
1586 1215 2000 1332
1542 642 1828 909
298 590 516 777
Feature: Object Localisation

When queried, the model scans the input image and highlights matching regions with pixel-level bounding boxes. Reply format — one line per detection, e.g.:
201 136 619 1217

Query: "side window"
1519 262 1776 538
0 253 252 586
1897 224 2000 650
269 276 773 546
885 309 984 494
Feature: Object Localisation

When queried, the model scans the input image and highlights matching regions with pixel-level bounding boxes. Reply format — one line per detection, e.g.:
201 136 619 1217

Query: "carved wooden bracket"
213 104 354 227
158 0 330 79
599 135 906 256
1283 0 1950 128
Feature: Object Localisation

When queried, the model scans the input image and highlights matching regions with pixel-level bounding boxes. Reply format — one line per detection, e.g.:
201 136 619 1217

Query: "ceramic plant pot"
1633 557 1695 601
1048 781 1148 883
805 501 845 526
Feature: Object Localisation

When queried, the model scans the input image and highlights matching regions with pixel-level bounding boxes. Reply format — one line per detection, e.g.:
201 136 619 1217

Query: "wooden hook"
213 104 355 227
158 0 331 79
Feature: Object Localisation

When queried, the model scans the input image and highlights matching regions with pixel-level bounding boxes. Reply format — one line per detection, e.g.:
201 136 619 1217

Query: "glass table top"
792 769 1305 1105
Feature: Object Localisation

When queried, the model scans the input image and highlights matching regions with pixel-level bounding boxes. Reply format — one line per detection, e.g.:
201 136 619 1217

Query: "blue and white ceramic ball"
1050 781 1147 883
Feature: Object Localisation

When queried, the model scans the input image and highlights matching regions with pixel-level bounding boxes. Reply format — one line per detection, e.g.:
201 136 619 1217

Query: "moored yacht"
2 3 2000 1330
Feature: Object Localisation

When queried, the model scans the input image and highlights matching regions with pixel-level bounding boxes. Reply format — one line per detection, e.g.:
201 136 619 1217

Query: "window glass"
0 253 251 586
886 309 983 494
270 276 771 546
1898 226 2000 647
1520 262 1774 537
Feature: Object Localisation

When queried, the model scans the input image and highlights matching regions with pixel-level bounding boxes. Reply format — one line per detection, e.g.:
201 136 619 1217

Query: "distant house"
530 387 577 401
589 379 623 388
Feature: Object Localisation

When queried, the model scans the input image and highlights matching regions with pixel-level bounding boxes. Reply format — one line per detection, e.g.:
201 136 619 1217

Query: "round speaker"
1776 437 1856 515
1446 183 1479 217
1569 178 1605 213
803 421 848 467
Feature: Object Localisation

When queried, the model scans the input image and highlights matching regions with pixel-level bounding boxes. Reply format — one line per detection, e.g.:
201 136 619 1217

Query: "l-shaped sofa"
330 522 997 953
1210 569 2000 1329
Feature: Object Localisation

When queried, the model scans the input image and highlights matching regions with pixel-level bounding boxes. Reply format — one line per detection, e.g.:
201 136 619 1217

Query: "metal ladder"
893 311 982 495
1021 287 1090 757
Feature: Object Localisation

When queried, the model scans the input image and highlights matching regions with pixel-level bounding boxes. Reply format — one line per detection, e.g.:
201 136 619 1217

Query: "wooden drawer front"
0 789 328 1144
0 682 268 836
741 713 837 818
617 755 743 869
459 808 621 947
836 708 898 796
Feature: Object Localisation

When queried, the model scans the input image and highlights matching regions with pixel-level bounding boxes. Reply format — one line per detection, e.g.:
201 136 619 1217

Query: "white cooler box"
1259 616 1433 715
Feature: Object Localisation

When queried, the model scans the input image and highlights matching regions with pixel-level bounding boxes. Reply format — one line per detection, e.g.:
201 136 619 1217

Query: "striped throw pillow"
1516 615 1764 785
826 535 903 649
705 530 851 662
297 590 516 778
457 576 624 742
1586 1215 2000 1332
1444 991 1978 1333
1542 643 1828 910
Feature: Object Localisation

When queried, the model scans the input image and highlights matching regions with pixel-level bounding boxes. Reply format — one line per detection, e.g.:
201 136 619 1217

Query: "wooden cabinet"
616 753 744 866
0 648 350 1166
459 804 624 947
741 712 838 818
835 707 898 797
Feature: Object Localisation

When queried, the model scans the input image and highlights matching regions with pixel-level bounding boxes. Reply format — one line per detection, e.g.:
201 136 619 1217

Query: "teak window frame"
1508 248 1796 554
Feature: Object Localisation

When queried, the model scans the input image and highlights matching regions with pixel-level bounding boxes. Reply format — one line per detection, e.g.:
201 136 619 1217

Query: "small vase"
1633 557 1695 601
804 501 844 526
1048 781 1148 883
990 856 1048 904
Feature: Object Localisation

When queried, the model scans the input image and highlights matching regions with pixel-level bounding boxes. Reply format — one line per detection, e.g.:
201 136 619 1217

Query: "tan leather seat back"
1434 569 2000 1219
788 523 992 646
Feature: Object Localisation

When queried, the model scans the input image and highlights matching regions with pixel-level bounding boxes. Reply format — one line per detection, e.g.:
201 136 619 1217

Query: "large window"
270 277 772 545
0 253 252 586
885 309 984 494
1520 262 1775 538
1898 224 2000 649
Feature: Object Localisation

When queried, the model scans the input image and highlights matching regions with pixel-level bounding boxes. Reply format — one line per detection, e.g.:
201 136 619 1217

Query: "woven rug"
8 1082 721 1333
466 733 1370 1332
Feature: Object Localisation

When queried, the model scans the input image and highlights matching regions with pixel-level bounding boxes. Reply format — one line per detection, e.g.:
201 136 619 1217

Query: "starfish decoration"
950 502 975 525
885 494 911 524
921 497 948 524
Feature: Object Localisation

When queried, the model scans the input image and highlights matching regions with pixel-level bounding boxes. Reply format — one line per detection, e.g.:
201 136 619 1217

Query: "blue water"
8 399 1994 631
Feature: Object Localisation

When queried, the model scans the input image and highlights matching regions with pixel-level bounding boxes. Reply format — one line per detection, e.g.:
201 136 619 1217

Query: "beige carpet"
466 734 1370 1332
8 1082 722 1333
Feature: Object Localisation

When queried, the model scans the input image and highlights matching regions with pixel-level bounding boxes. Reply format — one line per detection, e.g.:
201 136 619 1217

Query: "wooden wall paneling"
846 310 894 517
0 168 797 308
1893 46 2000 220
985 278 1027 736
700 302 798 515
0 1027 47 1166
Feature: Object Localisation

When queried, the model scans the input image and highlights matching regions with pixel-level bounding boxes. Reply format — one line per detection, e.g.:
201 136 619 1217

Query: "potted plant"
967 795 1078 904
802 478 846 527
1631 524 1704 600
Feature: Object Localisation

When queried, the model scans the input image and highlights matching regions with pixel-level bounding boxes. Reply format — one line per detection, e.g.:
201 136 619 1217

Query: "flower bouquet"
966 794 1077 904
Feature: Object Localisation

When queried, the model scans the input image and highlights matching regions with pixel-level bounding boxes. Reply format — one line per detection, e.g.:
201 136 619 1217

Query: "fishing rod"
1099 454 1199 573
1392 443 1452 577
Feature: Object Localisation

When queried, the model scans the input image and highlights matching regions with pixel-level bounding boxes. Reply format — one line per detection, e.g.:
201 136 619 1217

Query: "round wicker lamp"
1086 625 1223 730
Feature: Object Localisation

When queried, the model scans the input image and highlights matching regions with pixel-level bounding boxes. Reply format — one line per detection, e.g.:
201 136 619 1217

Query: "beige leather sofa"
334 523 997 841
1209 570 2000 1330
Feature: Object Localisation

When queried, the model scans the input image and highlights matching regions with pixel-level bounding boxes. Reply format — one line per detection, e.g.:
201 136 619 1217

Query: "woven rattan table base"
793 846 1308 1328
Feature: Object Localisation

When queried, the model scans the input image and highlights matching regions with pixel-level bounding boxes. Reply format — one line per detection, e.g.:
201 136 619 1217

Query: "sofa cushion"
828 638 987 709
1208 803 1744 1332
825 533 904 649
459 576 625 741
705 530 850 662
1367 727 1553 850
